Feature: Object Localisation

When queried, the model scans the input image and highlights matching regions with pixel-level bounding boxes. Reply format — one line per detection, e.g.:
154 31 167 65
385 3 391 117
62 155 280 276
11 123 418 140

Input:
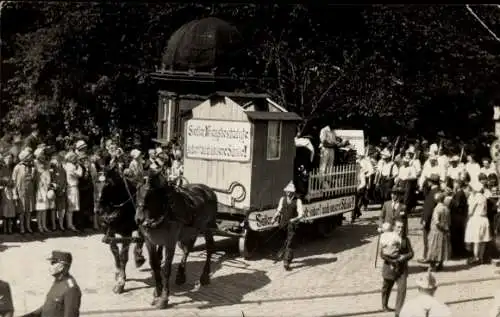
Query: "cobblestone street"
1 208 498 317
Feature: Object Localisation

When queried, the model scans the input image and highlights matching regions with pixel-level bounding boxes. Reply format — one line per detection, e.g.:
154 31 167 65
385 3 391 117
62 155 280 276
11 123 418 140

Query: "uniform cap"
47 250 73 265
75 140 87 151
283 181 296 193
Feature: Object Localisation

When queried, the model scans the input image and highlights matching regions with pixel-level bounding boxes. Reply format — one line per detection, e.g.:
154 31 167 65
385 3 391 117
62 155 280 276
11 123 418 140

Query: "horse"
96 165 146 294
135 170 218 309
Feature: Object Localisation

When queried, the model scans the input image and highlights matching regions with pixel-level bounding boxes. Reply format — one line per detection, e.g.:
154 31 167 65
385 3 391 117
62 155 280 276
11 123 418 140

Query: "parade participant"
169 149 184 186
380 222 403 273
376 149 399 202
24 123 42 151
12 148 35 234
419 174 440 264
427 192 451 271
50 153 67 231
419 154 441 197
465 154 481 184
465 181 492 265
446 155 465 186
380 217 413 315
481 157 497 177
353 156 367 222
127 149 144 184
318 123 338 175
379 186 407 233
406 146 422 177
0 279 14 317
358 152 374 211
395 156 419 214
63 152 82 232
0 153 16 234
399 268 452 317
75 140 95 229
271 181 305 271
449 179 468 257
34 147 55 232
21 251 81 317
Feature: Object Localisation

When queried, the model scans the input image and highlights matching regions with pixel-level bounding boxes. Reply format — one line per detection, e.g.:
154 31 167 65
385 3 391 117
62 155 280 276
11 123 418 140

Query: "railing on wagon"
307 164 359 200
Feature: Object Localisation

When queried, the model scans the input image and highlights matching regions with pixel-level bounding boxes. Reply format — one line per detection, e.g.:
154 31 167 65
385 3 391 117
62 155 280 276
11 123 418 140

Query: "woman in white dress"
464 182 492 265
63 151 83 231
34 148 55 232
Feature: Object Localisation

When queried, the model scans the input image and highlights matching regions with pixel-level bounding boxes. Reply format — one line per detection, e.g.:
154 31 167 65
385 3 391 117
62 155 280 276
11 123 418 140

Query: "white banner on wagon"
335 129 365 155
247 195 356 231
185 119 252 162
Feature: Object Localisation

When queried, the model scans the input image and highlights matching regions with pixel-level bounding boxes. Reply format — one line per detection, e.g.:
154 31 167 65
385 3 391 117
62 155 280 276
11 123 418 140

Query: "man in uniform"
271 181 305 271
75 140 95 230
0 279 14 317
399 268 451 317
21 251 81 317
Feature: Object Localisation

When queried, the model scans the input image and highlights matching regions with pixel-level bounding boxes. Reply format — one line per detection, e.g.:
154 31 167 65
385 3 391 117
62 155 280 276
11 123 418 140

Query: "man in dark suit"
0 279 14 317
419 173 441 263
379 186 407 234
380 218 414 315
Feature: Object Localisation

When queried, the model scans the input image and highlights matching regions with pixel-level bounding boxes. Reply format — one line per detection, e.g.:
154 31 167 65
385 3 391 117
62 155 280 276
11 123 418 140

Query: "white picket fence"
307 164 358 200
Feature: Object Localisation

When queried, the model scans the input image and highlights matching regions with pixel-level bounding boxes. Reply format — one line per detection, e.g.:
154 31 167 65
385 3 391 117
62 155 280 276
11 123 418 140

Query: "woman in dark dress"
449 179 468 258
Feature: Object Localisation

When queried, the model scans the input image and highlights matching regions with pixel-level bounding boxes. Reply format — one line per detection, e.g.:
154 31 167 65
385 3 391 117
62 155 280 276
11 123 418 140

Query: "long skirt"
465 215 492 243
427 227 451 262
402 179 418 211
1 189 16 218
450 214 467 256
18 189 35 214
67 186 80 212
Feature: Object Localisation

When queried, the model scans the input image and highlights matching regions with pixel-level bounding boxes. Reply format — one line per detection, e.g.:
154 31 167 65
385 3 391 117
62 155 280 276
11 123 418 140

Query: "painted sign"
185 120 252 162
335 130 365 155
247 195 356 231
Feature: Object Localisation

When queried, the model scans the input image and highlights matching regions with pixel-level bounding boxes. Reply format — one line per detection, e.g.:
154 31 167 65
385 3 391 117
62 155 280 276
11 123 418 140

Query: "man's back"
399 294 451 317
41 275 81 317
0 280 14 317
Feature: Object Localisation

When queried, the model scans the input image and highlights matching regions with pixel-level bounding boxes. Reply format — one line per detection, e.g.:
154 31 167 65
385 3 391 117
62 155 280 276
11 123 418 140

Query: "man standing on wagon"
319 123 338 176
271 181 305 271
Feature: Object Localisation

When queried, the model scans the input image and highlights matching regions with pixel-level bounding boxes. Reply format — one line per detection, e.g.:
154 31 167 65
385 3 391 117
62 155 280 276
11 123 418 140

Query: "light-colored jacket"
64 162 83 187
11 162 35 200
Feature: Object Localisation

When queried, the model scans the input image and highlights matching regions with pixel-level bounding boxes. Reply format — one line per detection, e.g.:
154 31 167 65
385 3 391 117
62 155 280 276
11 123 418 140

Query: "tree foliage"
2 3 500 145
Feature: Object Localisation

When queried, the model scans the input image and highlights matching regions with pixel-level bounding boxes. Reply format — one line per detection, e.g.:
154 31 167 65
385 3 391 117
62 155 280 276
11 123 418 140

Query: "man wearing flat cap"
21 251 81 317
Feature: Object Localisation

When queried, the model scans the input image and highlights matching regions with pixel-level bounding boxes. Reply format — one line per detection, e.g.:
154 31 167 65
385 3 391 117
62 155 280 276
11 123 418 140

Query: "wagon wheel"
315 217 338 238
238 228 257 260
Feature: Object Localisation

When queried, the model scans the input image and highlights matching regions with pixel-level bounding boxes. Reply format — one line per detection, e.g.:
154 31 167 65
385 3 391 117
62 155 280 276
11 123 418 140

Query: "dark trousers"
353 187 366 220
382 275 407 313
279 222 297 266
422 229 429 260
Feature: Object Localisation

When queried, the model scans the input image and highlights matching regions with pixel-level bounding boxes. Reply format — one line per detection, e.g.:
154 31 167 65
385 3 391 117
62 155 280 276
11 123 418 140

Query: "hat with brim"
75 140 87 151
152 138 170 145
406 145 415 154
130 149 142 159
284 181 296 193
47 250 72 265
450 155 459 162
18 149 33 162
416 268 437 290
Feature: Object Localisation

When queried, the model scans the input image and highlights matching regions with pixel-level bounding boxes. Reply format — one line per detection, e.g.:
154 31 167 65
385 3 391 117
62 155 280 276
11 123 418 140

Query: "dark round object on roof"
162 17 243 72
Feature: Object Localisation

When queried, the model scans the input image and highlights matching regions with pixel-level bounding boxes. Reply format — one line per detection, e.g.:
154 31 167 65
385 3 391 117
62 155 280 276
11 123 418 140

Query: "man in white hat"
399 268 451 317
74 140 95 230
405 146 422 178
446 155 465 184
375 149 399 202
481 157 497 177
271 181 305 271
465 154 481 184
395 156 419 214
127 149 144 184
419 154 442 197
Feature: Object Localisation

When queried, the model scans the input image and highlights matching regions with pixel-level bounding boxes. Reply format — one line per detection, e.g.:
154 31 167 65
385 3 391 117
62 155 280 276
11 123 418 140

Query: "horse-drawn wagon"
182 91 360 258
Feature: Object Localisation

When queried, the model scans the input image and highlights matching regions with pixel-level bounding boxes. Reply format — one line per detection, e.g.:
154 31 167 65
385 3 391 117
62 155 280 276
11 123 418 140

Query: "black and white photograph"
2 3 500 316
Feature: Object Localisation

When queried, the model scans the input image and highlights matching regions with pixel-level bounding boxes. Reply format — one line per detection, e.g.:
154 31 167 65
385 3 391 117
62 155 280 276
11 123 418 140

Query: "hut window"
267 121 281 160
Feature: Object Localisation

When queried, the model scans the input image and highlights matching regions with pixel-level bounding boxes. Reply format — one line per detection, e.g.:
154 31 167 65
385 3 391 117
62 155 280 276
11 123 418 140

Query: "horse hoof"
175 274 186 286
154 298 168 310
200 275 210 286
112 284 125 294
150 297 158 306
135 256 146 268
